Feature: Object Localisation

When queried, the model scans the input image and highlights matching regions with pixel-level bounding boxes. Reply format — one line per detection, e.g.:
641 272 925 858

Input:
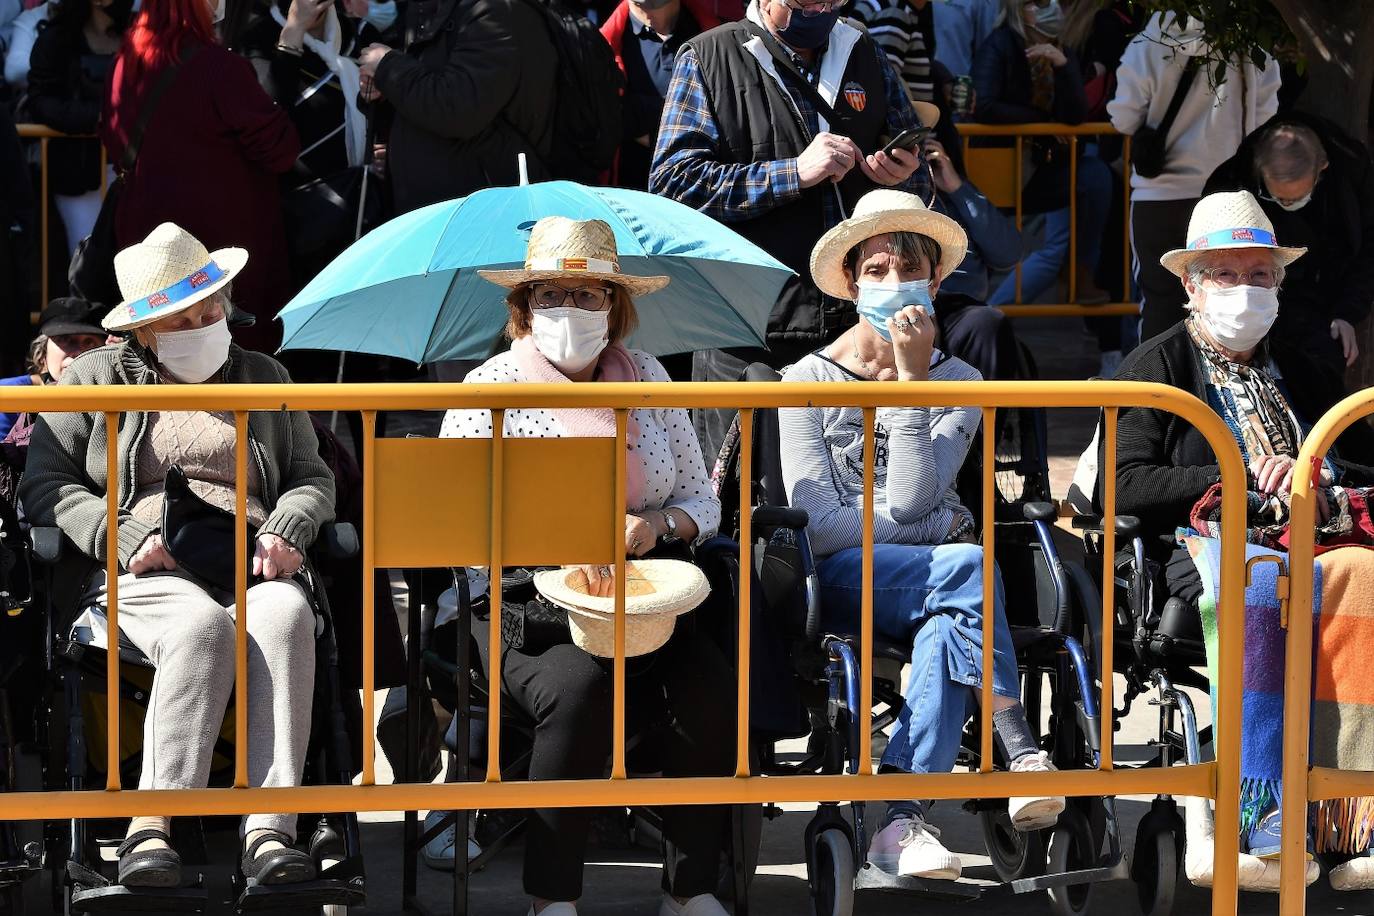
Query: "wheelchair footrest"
1006 853 1130 895
71 884 209 913
854 863 983 901
236 876 366 912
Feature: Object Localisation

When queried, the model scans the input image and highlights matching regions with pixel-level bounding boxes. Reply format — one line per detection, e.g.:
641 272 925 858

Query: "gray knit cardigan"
18 342 335 610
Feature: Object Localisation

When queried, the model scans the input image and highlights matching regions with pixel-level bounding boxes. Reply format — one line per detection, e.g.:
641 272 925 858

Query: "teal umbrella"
278 180 793 363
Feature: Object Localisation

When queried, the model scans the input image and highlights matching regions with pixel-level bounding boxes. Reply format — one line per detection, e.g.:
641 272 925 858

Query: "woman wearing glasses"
439 217 732 916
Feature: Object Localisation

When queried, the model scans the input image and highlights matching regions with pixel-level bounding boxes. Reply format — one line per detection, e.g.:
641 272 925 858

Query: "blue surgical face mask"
364 0 397 31
777 6 840 50
855 278 933 342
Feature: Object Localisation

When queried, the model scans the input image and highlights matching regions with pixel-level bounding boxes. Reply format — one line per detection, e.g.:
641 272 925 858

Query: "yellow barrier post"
486 409 505 784
736 409 754 779
234 412 250 788
980 407 995 771
1099 408 1117 770
361 410 378 786
858 407 876 778
103 411 120 788
612 409 629 781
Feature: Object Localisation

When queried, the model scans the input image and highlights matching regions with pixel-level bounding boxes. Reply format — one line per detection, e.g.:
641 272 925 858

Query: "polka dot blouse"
439 350 721 541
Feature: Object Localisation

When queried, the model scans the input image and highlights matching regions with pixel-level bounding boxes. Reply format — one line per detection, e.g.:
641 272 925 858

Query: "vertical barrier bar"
40 138 49 309
104 412 121 789
735 408 754 779
99 146 109 198
486 410 505 783
611 409 628 781
1098 408 1117 770
1014 135 1023 305
361 410 377 786
858 408 876 776
979 408 995 771
1122 135 1132 306
234 411 250 788
1068 136 1079 305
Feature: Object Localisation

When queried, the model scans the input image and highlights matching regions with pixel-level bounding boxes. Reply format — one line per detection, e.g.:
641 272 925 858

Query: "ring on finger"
599 565 612 577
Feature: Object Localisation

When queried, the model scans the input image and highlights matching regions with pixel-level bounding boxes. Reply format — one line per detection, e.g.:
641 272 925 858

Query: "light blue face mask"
855 279 933 342
365 0 397 31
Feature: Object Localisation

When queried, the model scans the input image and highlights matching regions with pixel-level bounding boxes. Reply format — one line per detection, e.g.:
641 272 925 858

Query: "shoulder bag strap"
1153 56 1200 145
119 43 201 174
741 21 847 129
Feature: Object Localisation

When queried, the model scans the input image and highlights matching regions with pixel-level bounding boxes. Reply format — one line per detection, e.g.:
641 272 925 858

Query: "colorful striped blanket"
1183 534 1374 853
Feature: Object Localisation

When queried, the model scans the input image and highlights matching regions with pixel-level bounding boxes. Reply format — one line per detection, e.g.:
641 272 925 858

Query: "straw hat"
478 216 669 297
810 189 968 301
534 559 709 658
1159 191 1307 277
912 100 940 130
103 223 248 332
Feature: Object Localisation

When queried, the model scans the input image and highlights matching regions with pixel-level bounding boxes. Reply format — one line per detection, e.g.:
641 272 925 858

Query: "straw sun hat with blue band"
1158 190 1306 278
102 222 249 332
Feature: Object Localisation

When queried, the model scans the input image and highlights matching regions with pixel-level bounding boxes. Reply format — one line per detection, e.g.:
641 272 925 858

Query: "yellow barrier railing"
15 124 106 316
1 380 1244 912
1281 391 1374 911
955 121 1137 320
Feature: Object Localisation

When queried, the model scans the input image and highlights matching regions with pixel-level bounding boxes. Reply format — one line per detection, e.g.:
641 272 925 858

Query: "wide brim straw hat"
810 189 968 301
103 222 248 332
534 559 710 658
478 216 670 297
1159 190 1307 277
912 100 940 129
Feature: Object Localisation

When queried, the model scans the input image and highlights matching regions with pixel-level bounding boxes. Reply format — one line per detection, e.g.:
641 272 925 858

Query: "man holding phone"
651 0 933 456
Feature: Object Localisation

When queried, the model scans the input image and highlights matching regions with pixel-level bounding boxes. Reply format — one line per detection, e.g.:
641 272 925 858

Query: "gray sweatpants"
84 572 316 837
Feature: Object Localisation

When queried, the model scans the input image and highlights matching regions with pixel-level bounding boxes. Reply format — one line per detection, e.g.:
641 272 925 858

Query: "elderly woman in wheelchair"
777 190 1065 881
18 224 335 891
439 216 733 916
1106 191 1374 890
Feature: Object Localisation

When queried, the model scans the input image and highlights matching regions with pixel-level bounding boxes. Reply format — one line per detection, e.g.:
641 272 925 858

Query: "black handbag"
160 465 259 593
1130 58 1200 180
281 163 380 264
69 46 199 305
496 568 572 654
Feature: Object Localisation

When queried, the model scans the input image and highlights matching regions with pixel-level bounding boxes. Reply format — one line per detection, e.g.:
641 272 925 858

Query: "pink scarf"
510 336 646 510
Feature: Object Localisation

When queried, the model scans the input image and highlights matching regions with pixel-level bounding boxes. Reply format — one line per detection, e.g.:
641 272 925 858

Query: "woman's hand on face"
253 534 303 581
128 534 177 576
574 563 616 599
1025 43 1067 68
889 305 937 381
624 513 658 558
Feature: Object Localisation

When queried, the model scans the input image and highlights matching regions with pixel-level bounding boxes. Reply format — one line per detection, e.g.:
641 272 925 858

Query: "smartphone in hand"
879 126 932 159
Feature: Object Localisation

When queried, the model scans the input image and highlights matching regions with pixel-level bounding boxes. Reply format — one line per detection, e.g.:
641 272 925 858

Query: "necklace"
851 332 877 380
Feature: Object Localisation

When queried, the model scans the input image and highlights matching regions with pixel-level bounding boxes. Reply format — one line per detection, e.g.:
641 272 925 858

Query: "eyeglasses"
781 0 849 14
529 283 614 311
1196 267 1281 290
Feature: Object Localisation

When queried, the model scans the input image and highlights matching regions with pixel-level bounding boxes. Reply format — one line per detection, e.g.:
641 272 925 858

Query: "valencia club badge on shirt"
843 81 867 112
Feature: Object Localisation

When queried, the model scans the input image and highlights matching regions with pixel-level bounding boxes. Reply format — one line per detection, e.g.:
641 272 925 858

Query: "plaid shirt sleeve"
875 42 932 200
649 47 803 224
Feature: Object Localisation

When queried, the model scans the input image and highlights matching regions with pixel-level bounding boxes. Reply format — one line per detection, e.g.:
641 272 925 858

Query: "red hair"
114 0 216 88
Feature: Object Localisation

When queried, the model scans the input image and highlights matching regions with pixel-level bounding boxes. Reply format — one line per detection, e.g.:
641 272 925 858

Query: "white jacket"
1108 14 1280 201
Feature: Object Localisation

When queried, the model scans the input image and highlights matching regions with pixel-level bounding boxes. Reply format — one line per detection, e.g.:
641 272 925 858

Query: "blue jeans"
989 156 1113 306
818 542 1020 775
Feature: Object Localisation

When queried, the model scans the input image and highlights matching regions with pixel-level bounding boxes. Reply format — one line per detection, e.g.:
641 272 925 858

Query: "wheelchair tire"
809 828 854 916
320 906 349 915
980 808 1046 883
1046 808 1097 916
1133 827 1178 916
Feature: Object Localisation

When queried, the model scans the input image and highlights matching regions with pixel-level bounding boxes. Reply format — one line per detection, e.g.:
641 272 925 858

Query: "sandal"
117 828 182 888
240 830 316 886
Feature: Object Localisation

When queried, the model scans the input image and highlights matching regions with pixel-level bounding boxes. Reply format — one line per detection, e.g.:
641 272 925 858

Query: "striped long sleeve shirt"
849 0 935 102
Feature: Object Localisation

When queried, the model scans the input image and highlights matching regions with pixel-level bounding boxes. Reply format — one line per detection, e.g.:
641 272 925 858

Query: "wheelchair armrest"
320 523 359 560
29 527 64 565
752 505 808 531
1071 513 1104 532
1114 515 1143 541
1022 501 1058 524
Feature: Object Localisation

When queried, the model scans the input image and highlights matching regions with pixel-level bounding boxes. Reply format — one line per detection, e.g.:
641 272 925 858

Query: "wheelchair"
395 552 760 916
711 363 1123 916
25 522 368 915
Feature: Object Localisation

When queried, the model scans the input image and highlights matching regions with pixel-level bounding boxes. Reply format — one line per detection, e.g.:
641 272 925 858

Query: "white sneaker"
526 903 578 916
1007 751 1066 831
866 814 961 880
421 810 481 871
658 893 730 915
1330 856 1374 891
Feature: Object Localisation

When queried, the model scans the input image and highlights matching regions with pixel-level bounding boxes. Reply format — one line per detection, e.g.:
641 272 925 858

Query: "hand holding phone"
880 125 931 160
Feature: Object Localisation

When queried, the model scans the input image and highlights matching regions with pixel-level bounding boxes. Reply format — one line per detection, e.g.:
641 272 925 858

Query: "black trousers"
476 621 736 902
934 292 1019 381
691 342 817 462
1132 198 1197 344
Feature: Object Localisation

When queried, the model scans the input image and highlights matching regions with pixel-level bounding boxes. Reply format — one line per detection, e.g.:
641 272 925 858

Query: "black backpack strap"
741 21 849 131
1152 56 1200 146
119 43 200 174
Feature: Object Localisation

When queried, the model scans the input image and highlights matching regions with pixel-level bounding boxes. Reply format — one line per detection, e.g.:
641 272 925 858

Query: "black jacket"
1204 112 1374 334
27 23 111 195
971 25 1087 125
374 0 557 214
1099 320 1374 551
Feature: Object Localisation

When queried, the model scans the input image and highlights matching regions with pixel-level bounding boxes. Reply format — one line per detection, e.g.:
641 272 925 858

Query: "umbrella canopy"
278 181 794 363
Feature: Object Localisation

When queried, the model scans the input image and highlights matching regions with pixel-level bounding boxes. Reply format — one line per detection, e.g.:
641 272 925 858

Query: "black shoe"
241 830 316 886
116 829 182 888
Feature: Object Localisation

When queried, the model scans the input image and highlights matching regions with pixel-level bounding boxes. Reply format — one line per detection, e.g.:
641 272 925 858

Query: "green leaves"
1126 0 1296 88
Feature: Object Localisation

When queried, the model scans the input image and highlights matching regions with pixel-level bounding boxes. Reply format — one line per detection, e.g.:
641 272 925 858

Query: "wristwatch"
658 509 680 545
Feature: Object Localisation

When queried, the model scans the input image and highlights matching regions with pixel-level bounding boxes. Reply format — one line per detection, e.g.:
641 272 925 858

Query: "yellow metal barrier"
955 121 1137 320
0 380 1246 913
1280 390 1374 912
15 124 106 316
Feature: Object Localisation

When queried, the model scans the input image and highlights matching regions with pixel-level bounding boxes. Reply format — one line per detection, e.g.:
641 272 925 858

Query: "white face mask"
529 307 610 375
1194 284 1279 353
154 317 232 383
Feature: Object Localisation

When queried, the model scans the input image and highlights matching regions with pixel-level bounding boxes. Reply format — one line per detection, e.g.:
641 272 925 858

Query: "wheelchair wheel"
320 906 349 915
980 808 1046 882
809 828 854 916
1133 826 1178 916
1046 807 1097 916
